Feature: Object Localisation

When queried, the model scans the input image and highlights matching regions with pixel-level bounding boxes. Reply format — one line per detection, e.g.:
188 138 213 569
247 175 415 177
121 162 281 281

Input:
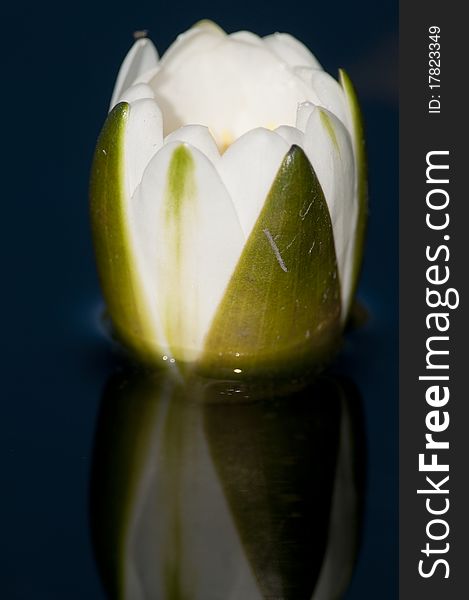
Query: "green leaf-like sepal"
198 145 342 380
90 103 157 361
339 69 368 308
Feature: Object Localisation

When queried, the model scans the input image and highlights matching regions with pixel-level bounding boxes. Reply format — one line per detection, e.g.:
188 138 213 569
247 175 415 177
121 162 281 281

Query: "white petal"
218 128 289 239
152 37 312 145
117 83 155 105
293 66 318 87
263 32 322 69
131 142 245 362
294 70 349 131
158 23 226 73
164 125 220 166
296 101 316 132
274 125 304 149
340 68 365 188
132 65 160 86
229 31 263 46
110 38 159 109
310 70 349 131
303 107 356 316
124 99 164 197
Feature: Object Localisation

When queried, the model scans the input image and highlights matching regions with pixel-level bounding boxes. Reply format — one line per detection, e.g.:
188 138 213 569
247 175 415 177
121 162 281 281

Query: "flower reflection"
90 370 364 599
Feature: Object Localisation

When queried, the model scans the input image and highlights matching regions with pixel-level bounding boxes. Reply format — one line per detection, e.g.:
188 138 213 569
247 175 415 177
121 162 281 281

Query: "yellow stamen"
219 130 234 153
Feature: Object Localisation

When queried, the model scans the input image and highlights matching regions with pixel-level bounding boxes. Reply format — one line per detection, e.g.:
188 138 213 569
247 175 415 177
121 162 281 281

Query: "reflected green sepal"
90 372 167 598
198 145 342 380
339 69 368 313
90 102 156 362
203 382 342 599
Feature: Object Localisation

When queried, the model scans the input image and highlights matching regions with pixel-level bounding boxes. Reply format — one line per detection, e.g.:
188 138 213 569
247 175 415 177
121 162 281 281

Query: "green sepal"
198 145 342 380
89 102 156 362
339 69 368 312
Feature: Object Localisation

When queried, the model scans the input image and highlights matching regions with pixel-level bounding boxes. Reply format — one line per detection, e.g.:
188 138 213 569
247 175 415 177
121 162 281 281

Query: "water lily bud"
90 21 367 376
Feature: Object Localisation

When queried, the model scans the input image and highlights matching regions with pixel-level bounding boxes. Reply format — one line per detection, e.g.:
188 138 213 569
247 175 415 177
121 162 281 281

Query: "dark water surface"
4 0 397 597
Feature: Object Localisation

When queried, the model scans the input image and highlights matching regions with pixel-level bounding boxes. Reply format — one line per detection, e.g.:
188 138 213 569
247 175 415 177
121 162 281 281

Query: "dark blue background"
3 0 397 597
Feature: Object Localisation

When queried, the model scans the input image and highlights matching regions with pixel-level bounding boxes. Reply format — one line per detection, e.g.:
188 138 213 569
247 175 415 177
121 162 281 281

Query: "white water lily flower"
90 21 367 376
